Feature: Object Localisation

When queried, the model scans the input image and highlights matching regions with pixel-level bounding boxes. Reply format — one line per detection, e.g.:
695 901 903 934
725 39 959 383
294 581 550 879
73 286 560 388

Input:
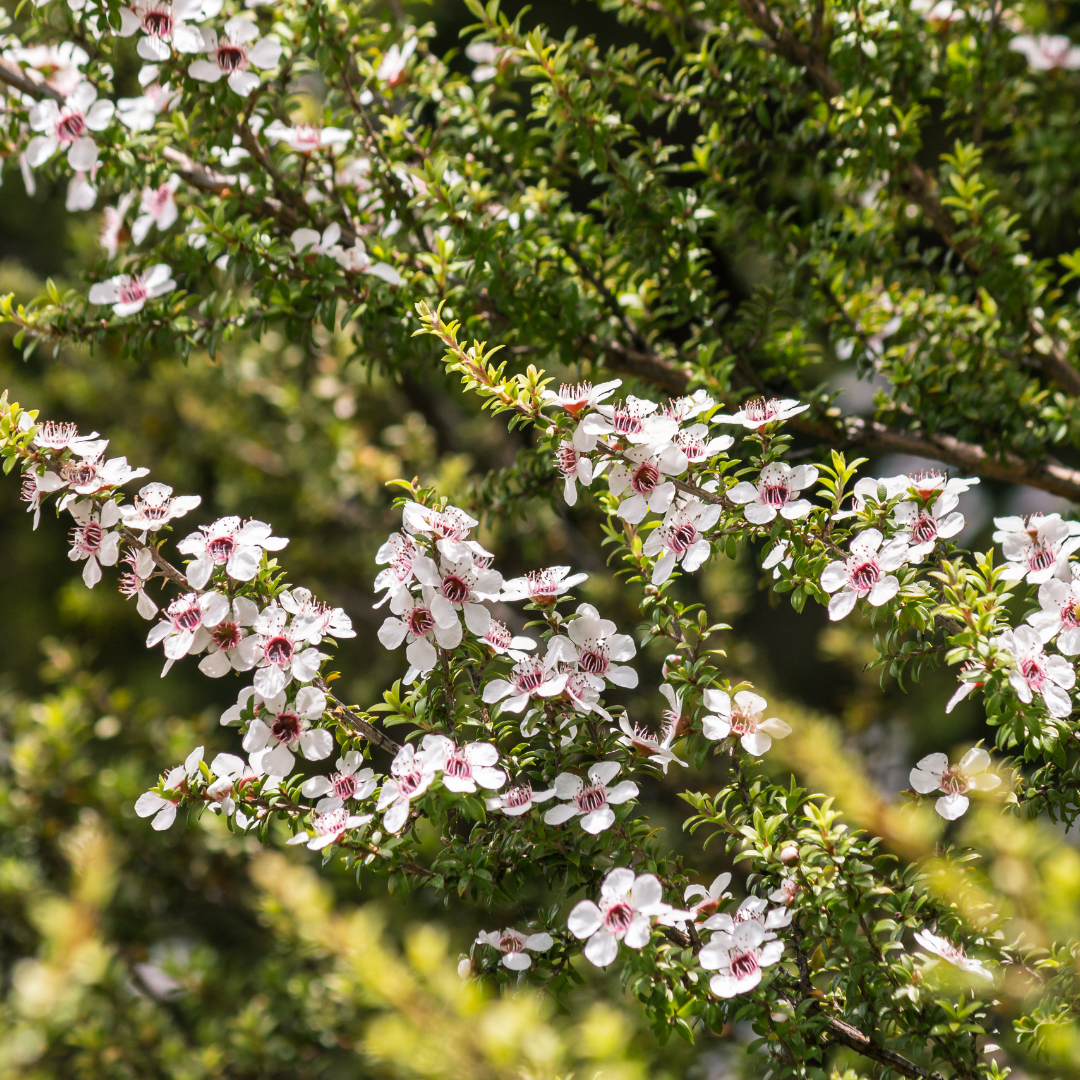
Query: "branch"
734 0 841 98
822 1015 949 1080
0 57 64 103
316 679 402 754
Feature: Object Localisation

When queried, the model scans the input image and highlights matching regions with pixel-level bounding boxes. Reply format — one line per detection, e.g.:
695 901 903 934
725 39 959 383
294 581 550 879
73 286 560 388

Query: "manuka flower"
378 588 463 676
116 0 204 61
265 119 351 153
187 17 282 96
402 501 478 541
991 625 1075 718
543 761 638 834
554 438 594 506
541 379 621 417
242 686 333 778
146 591 230 675
1027 578 1080 655
820 528 909 621
484 782 556 816
300 750 376 812
909 748 1000 820
701 689 791 756
134 746 203 830
914 930 993 981
420 735 506 793
196 596 259 676
581 395 679 446
374 531 420 605
131 174 180 243
993 514 1080 584
892 485 967 562
238 601 328 698
38 442 149 498
26 82 114 172
377 743 437 833
643 501 720 584
475 929 554 971
501 565 588 604
568 868 669 968
279 587 355 645
728 463 818 524
556 603 638 690
6 41 89 97
616 705 685 774
177 516 288 589
713 397 808 430
288 807 373 851
67 499 121 587
119 482 201 532
1009 33 1080 70
88 264 176 316
605 444 683 524
482 653 566 713
698 920 784 998
33 420 100 453
409 550 503 636
377 36 417 86
683 873 732 921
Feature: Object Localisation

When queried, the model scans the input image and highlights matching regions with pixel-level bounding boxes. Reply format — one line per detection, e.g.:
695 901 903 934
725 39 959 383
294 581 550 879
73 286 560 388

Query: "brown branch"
822 1015 949 1080
316 679 401 754
0 58 64 103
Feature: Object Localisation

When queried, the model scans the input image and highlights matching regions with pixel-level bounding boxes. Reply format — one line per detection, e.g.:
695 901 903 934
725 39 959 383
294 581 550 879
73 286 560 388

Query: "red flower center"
575 783 608 813
760 481 790 507
142 8 173 36
408 607 435 637
730 951 759 979
56 112 85 142
216 43 246 72
271 711 302 745
119 278 148 306
578 644 609 676
62 461 98 487
264 635 294 666
213 621 242 651
630 462 660 495
911 515 938 545
850 560 880 592
441 575 471 603
603 901 633 933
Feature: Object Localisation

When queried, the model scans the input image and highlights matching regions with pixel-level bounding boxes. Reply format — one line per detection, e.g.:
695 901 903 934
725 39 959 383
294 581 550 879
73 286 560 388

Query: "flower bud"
457 956 473 979
779 844 799 864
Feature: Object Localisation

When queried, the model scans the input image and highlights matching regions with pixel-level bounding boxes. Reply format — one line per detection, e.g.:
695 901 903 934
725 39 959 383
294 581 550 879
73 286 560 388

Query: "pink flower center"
444 750 472 781
73 520 103 555
62 460 98 487
142 7 173 36
264 635 294 666
430 511 471 541
216 42 247 72
513 659 545 692
911 515 938 545
37 421 78 448
668 522 697 553
730 950 759 980
611 404 644 436
729 707 758 736
168 599 202 632
207 534 235 562
135 492 173 521
441 574 471 603
484 621 513 651
1062 602 1080 629
1020 656 1046 690
630 462 660 495
395 768 425 798
499 932 525 953
850 560 880 592
578 643 609 676
147 184 173 213
939 766 970 795
1027 542 1055 572
526 569 563 601
674 431 707 461
271 711 301 745
292 124 322 151
501 785 532 809
555 444 579 477
332 772 358 799
407 607 435 637
213 621 242 651
314 807 348 837
743 398 779 424
119 277 148 306
603 901 633 933
574 783 608 813
760 480 791 507
56 111 85 143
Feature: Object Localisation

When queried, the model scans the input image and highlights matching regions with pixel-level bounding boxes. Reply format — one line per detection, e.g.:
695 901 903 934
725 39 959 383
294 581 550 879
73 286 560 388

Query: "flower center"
62 460 98 487
484 621 513 651
1020 657 1046 689
575 783 608 813
499 932 524 953
314 807 348 836
674 431 706 461
502 785 532 809
729 708 757 736
760 481 790 507
850 560 880 592
119 278 148 306
168 599 202 632
514 659 545 692
37 421 78 448
444 750 472 780
940 766 970 795
668 522 697 553
555 444 579 477
216 43 246 72
1028 543 1055 572
135 493 172 521
911 515 938 545
630 462 660 495
430 511 470 541
207 534 235 562
730 951 759 980
142 7 173 36
557 382 592 414
396 768 424 797
332 772 358 799
578 644 609 676
264 635 294 666
441 574 471 603
603 901 633 933
526 570 561 601
212 621 242 651
611 405 643 436
73 520 103 555
271 711 302 745
292 124 321 151
1063 601 1080 629
744 398 778 424
407 607 435 637
56 111 85 143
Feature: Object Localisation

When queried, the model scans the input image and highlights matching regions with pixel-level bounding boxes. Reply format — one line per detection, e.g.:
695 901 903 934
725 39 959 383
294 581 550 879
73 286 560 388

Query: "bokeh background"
2 1 1080 1077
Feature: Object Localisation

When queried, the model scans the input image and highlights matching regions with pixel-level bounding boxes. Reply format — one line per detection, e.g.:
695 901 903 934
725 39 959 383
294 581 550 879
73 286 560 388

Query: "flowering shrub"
6 0 1080 1071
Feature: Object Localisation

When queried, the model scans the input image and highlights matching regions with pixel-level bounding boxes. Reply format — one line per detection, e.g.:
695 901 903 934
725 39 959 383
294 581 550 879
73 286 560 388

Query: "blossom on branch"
568 868 670 967
421 734 506 793
187 17 282 96
134 746 203 830
728 463 818 524
702 689 791 756
993 514 1080 584
27 82 114 172
68 499 121 587
120 482 201 532
714 397 808 430
500 565 588 604
543 761 638 834
243 685 333 778
265 119 351 153
992 625 1075 718
1027 578 1080 654
177 516 288 588
475 929 554 970
699 920 784 998
377 743 437 833
820 528 909 621
88 264 176 316
914 930 994 981
117 0 205 61
909 747 1000 820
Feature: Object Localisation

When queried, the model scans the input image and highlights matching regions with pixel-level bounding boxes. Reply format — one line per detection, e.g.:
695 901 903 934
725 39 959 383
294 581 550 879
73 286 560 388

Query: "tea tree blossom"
568 867 669 968
420 735 506 793
728 463 818 524
402 501 478 541
242 686 333 778
409 550 502 635
705 896 792 937
26 82 114 172
68 499 121 586
131 174 180 243
702 689 791 755
543 761 638 834
484 782 556 816
116 80 179 132
264 119 352 152
377 36 417 85
993 514 1080 584
198 595 259 676
300 750 377 811
606 445 682 524
673 424 732 463
205 752 248 817
714 397 808 429
134 746 204 830
992 625 1075 718
33 420 100 453
119 546 159 619
559 603 638 689
146 591 228 673
616 712 685 773
683 873 733 921
541 379 621 416
88 264 176 316
374 531 420 604
377 743 436 833
914 930 994 981
288 807 374 851
909 747 1001 820
1009 33 1080 70
893 487 966 562
482 652 566 713
279 587 355 645
120 482 201 532
1027 578 1080 654
177 516 288 588
501 566 588 603
7 41 89 96
475 929 554 971
187 17 282 95
554 439 594 505
820 528 909 621
330 238 403 283
117 0 205 60
479 620 535 656
699 920 785 998
239 602 328 698
581 395 678 446
378 588 463 675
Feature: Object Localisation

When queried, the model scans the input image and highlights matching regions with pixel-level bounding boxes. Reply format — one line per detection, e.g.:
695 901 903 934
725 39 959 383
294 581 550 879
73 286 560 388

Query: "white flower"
914 930 993 981
567 867 669 968
820 528 909 621
606 444 684 524
699 921 784 998
187 17 282 96
704 895 792 938
330 238 403 284
581 395 679 446
26 82 114 172
67 171 98 212
728 463 818 525
88 264 176 316
238 602 328 698
6 42 89 96
558 603 638 689
1028 578 1080 654
543 761 638 834
374 531 421 604
475 929 553 970
117 81 179 132
279 587 355 645
769 878 799 906
287 807 373 851
662 389 716 423
993 514 1080 584
713 397 808 430
377 743 436 833
909 748 1000 820
482 654 566 713
146 590 230 675
464 40 509 81
100 191 136 257
892 489 966 562
377 36 417 86
118 547 159 619
38 442 149 499
479 620 536 656
992 625 1075 718
120 482 201 532
131 174 180 243
243 686 333 778
409 550 503 637
197 596 260 676
541 379 621 416
485 782 556 816
265 119 352 152
300 750 377 812
33 420 100 453
68 499 121 587
205 752 249 816
117 0 205 60
672 424 732 464
702 689 791 755
1010 33 1080 70
378 588 463 675
643 501 720 584
501 565 588 604
402 501 478 541
134 746 203 830
554 439 594 506
291 222 342 258
177 516 288 589
617 686 686 773
682 873 732 920
420 734 506 793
